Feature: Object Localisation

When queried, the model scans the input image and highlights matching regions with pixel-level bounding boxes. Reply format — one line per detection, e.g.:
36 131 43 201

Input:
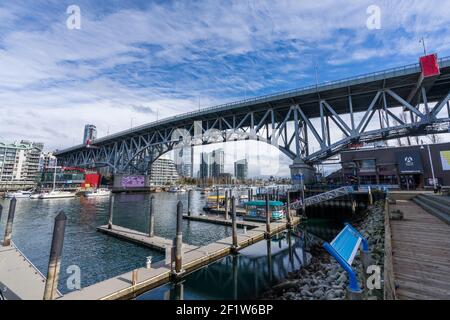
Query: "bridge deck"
60 217 300 300
0 242 60 300
390 200 450 300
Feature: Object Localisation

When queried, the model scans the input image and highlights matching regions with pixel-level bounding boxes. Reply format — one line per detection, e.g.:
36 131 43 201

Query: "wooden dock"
0 241 61 300
60 216 300 300
182 214 262 228
390 200 450 300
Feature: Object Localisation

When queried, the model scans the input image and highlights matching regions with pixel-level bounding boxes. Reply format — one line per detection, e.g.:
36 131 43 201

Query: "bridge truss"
56 57 450 174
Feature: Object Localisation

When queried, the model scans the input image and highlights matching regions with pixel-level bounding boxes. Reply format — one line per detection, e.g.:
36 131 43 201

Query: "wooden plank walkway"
60 216 300 300
390 200 450 300
182 214 262 228
0 241 61 300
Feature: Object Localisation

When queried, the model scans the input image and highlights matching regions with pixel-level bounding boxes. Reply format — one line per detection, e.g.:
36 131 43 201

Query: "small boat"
168 186 179 193
84 188 111 198
4 190 32 198
39 190 76 199
30 193 41 199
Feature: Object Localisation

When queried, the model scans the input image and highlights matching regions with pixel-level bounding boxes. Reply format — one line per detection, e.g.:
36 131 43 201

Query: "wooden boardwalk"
390 200 450 300
0 241 61 300
60 216 299 300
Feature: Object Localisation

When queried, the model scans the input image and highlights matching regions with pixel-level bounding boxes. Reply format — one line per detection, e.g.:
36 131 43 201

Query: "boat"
203 195 226 212
4 190 32 198
84 188 111 198
168 186 179 193
39 190 76 199
243 200 285 222
30 193 41 199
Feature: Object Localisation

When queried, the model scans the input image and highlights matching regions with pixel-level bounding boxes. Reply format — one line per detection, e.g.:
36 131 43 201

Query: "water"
0 191 347 299
0 191 232 294
137 231 308 300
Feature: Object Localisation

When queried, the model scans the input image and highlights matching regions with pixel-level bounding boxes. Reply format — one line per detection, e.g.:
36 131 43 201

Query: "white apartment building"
0 141 43 185
149 155 180 185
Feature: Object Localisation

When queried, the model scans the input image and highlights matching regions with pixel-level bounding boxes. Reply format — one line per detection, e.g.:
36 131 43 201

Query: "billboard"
440 151 450 171
121 175 145 188
396 151 423 173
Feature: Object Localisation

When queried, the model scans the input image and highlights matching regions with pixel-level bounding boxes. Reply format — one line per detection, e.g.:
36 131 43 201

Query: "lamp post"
421 141 437 190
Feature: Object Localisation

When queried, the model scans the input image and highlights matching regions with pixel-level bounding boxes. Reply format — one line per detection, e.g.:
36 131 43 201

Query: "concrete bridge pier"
289 158 316 185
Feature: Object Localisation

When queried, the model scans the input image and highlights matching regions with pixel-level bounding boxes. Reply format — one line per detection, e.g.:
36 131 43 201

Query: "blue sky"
1 1 450 176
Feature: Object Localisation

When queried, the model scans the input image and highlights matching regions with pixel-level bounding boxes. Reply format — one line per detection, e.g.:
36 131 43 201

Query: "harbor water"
0 191 346 298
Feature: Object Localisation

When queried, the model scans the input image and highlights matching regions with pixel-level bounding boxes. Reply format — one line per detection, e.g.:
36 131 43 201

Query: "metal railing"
290 186 354 209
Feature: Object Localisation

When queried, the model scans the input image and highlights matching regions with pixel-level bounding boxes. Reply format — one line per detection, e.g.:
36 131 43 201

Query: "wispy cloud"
1 0 450 175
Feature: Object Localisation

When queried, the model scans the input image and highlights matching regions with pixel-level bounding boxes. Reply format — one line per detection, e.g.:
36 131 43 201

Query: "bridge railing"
57 55 450 154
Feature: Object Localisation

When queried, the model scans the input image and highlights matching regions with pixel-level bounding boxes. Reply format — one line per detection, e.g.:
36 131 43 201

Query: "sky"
1 0 450 177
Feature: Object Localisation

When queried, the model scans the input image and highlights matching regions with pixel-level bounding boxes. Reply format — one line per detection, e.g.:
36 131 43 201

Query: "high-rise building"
0 141 43 186
234 159 248 180
174 147 193 177
199 152 210 179
83 124 97 144
209 149 224 178
149 155 180 185
198 149 225 179
39 152 56 171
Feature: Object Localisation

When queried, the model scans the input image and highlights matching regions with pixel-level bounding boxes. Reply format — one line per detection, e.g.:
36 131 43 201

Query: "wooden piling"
224 189 229 220
286 191 292 227
265 194 271 237
174 201 183 274
0 204 3 224
43 211 67 300
108 194 114 230
3 198 16 247
131 269 138 286
187 189 192 216
148 195 155 237
231 196 238 250
216 188 220 210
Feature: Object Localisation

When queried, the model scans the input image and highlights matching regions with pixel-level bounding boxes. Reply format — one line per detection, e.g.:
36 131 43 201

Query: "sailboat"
38 160 76 199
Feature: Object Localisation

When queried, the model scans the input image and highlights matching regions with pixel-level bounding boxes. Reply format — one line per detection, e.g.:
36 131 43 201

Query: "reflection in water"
137 230 307 300
0 191 234 294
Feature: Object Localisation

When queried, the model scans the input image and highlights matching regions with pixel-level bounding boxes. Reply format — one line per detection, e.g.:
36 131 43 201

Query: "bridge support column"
289 158 316 185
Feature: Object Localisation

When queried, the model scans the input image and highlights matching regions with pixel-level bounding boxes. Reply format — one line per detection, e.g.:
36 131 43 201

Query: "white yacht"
4 190 32 198
84 188 111 198
38 190 76 199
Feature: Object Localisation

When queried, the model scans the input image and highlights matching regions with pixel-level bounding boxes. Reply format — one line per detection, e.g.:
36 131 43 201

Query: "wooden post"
187 189 192 216
286 191 292 227
248 188 251 201
265 194 271 237
0 204 3 224
216 188 220 210
174 201 183 274
108 193 115 230
224 189 229 220
148 195 155 237
3 198 16 247
132 269 138 286
231 196 238 250
43 211 67 300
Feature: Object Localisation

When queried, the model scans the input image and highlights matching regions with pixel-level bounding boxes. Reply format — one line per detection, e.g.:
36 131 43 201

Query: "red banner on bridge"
420 54 440 77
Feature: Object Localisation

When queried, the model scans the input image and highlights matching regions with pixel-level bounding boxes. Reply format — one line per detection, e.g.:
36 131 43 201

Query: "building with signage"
335 142 450 190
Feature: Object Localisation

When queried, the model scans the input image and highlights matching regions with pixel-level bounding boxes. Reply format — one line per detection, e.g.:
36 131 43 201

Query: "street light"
421 140 437 190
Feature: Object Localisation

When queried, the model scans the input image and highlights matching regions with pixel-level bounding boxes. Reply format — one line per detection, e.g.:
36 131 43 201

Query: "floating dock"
0 241 61 300
60 216 300 300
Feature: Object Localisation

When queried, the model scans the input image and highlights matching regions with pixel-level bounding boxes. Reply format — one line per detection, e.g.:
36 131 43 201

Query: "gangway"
290 186 354 210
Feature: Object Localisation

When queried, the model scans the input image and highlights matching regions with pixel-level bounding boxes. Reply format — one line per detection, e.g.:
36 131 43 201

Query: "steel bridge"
55 56 450 180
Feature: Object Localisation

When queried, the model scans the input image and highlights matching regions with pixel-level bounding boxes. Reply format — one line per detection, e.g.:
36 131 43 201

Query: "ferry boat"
4 190 32 198
243 200 285 222
84 188 111 198
38 190 76 199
